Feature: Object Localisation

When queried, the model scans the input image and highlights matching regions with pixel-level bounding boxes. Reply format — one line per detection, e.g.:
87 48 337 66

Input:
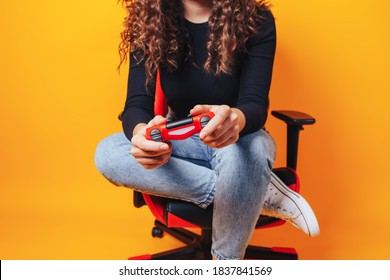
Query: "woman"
95 0 319 260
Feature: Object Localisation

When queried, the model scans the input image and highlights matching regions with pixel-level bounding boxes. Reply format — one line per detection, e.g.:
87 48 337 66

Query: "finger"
214 134 239 149
135 141 172 156
199 105 230 139
202 120 231 142
142 163 166 170
190 104 212 116
203 125 239 147
203 109 239 141
132 134 170 152
135 154 170 168
148 115 167 126
130 146 170 158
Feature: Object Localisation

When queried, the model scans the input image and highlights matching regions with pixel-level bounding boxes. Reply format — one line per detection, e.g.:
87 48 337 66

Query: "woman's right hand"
130 116 172 170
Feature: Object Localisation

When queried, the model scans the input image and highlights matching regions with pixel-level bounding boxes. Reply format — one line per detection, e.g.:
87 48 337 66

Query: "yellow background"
1 0 390 259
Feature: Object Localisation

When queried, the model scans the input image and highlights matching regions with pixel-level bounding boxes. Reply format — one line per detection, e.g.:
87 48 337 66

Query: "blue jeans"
94 129 276 260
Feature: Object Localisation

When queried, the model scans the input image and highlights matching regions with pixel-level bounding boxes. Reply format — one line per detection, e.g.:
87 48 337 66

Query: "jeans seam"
211 248 242 260
198 178 216 208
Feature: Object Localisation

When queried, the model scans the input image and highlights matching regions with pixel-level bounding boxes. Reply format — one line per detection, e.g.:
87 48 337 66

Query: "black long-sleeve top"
121 10 276 140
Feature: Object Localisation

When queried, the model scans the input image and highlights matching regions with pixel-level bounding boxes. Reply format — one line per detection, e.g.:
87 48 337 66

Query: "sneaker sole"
270 172 320 236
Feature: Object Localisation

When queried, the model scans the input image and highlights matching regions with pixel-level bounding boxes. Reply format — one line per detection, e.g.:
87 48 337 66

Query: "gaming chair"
123 71 316 259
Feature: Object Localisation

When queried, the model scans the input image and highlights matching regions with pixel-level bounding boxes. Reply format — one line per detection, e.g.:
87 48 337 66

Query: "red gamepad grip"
146 112 215 142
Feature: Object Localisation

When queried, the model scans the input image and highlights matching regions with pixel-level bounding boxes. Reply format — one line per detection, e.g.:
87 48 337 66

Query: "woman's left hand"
190 104 246 149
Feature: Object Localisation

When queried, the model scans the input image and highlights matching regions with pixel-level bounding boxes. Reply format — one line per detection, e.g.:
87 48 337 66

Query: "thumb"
148 115 167 126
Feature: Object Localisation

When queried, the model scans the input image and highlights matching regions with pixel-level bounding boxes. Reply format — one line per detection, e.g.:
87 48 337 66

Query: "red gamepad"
146 112 215 142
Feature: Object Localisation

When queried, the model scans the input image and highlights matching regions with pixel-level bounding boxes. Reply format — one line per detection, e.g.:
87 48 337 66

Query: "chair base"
128 220 298 260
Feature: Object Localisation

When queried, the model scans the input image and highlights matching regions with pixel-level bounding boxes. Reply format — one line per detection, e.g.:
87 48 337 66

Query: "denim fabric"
94 129 276 260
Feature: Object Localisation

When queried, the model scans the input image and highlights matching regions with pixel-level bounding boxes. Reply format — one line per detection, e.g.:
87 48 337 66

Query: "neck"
182 0 212 23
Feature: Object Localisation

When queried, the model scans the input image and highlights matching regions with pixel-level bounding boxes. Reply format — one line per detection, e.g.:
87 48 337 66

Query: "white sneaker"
261 172 320 237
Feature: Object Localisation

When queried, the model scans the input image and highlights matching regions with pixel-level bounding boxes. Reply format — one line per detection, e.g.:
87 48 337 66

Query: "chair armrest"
271 110 315 126
271 110 316 170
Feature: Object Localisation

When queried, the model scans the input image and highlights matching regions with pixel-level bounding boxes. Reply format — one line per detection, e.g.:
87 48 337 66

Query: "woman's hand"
130 116 172 170
190 104 246 149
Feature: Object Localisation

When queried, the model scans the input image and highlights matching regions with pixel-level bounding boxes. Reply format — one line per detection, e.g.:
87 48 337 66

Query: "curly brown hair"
118 0 270 85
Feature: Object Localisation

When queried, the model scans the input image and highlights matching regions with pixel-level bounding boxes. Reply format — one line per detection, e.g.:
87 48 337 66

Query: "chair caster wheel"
152 227 164 238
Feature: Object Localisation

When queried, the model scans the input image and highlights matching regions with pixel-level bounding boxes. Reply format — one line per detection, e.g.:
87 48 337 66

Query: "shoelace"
262 187 297 220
